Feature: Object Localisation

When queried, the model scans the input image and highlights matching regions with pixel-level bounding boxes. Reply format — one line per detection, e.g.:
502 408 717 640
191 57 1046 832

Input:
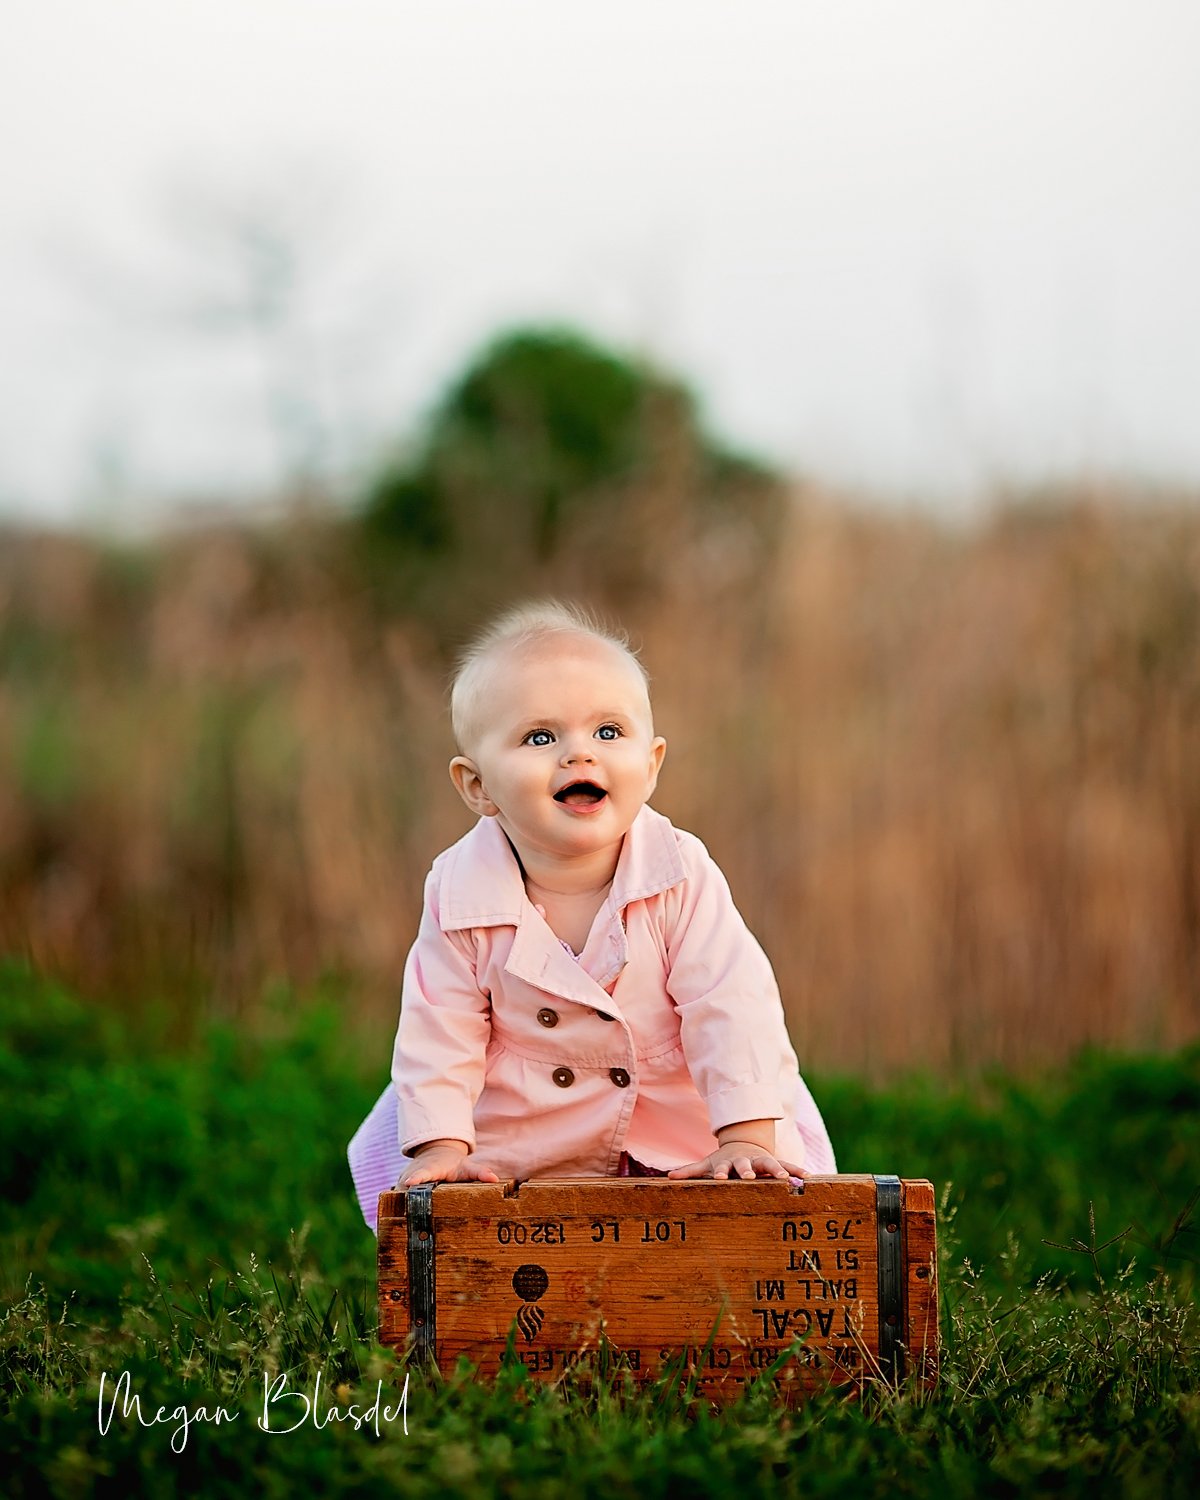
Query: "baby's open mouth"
553 781 608 807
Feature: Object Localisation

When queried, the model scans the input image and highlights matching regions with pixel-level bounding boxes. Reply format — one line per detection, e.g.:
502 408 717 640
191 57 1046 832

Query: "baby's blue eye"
596 724 621 741
525 729 554 747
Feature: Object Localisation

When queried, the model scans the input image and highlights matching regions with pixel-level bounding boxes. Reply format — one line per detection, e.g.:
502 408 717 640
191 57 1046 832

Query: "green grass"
2 958 1198 1497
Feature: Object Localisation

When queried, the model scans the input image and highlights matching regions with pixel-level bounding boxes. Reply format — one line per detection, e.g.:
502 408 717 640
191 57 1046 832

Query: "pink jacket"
347 804 835 1228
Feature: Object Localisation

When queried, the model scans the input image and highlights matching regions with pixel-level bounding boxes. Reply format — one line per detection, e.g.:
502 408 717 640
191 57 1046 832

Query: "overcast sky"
2 1 1198 527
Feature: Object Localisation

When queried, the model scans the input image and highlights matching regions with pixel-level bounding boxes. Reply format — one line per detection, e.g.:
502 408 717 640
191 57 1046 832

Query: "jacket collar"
437 803 685 933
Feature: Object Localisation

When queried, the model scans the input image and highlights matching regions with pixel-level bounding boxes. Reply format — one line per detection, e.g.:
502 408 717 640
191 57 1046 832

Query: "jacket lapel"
505 904 621 1005
436 805 687 1006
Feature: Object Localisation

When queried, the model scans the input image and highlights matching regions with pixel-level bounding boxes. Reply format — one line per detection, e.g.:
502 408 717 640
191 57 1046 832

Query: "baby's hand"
396 1141 500 1188
667 1140 805 1182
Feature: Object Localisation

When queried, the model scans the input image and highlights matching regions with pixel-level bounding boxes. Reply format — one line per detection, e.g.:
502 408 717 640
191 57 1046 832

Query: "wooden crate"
378 1175 938 1400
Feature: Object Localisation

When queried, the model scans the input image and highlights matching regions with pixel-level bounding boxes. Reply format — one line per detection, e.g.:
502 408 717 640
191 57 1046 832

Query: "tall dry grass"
1 484 1198 1075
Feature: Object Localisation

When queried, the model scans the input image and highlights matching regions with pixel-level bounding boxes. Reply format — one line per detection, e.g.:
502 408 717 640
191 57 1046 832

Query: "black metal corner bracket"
405 1184 436 1365
874 1175 904 1382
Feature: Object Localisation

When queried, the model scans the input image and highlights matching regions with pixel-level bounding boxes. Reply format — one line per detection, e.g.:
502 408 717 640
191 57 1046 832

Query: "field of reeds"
3 466 1199 1075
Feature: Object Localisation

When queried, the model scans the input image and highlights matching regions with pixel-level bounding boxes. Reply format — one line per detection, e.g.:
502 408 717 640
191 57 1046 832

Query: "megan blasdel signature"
97 1369 411 1452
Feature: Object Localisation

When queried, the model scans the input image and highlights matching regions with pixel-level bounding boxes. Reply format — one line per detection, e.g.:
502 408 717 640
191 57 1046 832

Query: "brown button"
536 1007 559 1028
552 1067 575 1088
594 1009 616 1022
609 1068 630 1088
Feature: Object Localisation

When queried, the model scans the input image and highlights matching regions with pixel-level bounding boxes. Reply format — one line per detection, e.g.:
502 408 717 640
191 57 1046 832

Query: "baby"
348 601 835 1227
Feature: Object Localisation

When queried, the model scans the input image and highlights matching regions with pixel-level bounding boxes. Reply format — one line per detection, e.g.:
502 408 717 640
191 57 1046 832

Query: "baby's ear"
449 756 497 816
647 735 667 788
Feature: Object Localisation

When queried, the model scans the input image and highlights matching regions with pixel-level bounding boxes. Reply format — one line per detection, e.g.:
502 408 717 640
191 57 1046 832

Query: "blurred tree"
364 328 663 557
359 325 783 633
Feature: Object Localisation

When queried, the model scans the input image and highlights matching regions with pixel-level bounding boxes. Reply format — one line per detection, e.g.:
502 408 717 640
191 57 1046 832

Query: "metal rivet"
886 1222 899 1234
916 1267 930 1280
389 1290 403 1302
415 1317 425 1326
418 1230 429 1241
886 1314 898 1326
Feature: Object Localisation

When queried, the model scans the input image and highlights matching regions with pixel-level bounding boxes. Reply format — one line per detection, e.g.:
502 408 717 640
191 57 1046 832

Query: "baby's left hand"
667 1141 805 1181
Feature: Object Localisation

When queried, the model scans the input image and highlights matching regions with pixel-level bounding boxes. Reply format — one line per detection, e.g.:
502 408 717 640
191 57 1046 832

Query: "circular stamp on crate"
511 1263 549 1301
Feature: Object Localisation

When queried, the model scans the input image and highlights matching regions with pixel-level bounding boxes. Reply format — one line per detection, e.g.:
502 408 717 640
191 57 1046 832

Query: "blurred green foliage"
822 1058 1200 1287
15 696 79 810
0 962 370 1308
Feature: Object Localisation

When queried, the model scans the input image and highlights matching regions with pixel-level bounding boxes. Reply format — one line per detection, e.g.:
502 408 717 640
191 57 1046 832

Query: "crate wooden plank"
377 1175 938 1401
902 1179 939 1386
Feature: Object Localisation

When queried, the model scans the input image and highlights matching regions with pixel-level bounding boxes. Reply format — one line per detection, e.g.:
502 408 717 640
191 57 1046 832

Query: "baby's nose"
562 742 597 763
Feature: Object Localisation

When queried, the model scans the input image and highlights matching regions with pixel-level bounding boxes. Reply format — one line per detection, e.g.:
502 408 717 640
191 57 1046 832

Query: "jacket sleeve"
391 868 491 1154
662 835 797 1134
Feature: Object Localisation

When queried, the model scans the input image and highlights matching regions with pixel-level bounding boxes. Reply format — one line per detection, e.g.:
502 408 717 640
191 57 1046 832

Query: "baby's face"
450 634 666 871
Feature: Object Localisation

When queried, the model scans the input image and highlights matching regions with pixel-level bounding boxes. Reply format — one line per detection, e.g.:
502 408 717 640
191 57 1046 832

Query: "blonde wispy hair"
449 600 650 752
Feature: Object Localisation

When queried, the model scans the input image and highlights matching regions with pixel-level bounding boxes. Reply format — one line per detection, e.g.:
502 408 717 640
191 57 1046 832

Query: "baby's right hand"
396 1139 500 1188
